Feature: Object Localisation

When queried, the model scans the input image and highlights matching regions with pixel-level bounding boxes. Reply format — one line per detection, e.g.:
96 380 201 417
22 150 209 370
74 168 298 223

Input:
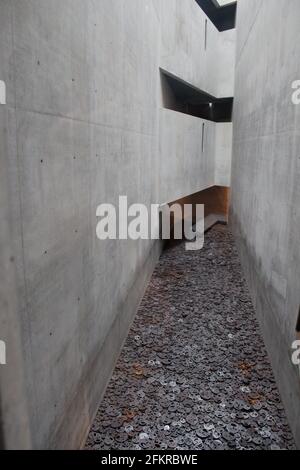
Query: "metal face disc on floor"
86 225 296 451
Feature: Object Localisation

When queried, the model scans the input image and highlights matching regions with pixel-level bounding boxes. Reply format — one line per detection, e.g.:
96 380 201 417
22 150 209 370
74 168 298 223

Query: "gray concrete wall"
0 0 235 448
215 123 233 187
159 0 235 98
231 0 300 448
0 0 162 449
0 95 32 451
158 0 235 197
159 109 216 203
159 113 232 203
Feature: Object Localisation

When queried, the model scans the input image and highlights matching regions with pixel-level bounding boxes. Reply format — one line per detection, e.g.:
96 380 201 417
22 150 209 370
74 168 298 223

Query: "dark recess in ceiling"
161 70 233 123
195 0 237 31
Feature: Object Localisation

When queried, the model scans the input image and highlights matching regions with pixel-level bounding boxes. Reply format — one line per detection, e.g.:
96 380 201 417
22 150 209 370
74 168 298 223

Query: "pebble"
85 226 296 451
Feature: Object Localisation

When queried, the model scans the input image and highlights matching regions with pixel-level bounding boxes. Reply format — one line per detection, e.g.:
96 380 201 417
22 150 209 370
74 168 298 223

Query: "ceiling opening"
195 0 237 31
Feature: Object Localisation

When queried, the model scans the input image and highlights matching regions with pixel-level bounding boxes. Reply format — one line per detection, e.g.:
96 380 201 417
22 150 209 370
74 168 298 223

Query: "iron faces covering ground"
86 225 296 450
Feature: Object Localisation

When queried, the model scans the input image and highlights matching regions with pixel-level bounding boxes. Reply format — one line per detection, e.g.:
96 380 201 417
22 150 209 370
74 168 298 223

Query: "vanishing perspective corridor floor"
86 225 295 450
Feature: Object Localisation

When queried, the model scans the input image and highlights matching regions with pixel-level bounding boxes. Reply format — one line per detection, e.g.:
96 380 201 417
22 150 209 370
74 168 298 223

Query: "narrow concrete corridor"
86 225 295 451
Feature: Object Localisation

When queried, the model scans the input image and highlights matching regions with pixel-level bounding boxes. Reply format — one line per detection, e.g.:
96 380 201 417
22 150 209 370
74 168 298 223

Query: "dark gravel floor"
86 225 295 450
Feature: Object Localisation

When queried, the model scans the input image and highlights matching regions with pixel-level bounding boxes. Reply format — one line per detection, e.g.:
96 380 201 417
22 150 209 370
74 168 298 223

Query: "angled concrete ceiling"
196 0 237 31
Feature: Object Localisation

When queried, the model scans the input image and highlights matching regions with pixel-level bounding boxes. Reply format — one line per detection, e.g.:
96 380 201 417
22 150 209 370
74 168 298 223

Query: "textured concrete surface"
159 112 233 205
231 0 300 447
86 226 295 450
0 0 234 448
0 106 32 449
159 0 236 97
214 123 233 187
159 110 215 203
0 0 162 449
159 111 233 203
